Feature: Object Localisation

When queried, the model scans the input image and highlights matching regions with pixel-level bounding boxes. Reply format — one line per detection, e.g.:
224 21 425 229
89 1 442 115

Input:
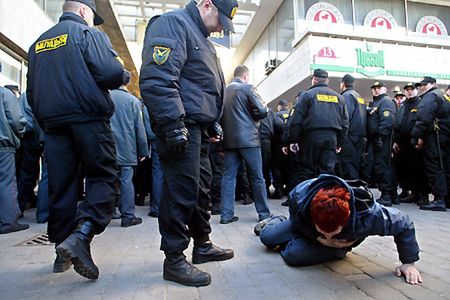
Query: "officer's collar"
373 93 386 101
185 1 209 38
406 96 418 102
422 86 437 97
310 82 328 90
59 12 89 26
341 87 353 95
232 78 244 84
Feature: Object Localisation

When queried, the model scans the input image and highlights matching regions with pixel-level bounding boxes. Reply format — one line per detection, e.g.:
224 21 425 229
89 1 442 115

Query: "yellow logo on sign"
153 46 171 65
357 98 365 105
317 94 338 103
35 34 68 54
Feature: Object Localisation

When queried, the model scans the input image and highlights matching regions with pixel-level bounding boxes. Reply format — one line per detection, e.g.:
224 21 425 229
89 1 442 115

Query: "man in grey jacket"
110 76 149 227
220 65 271 224
0 62 29 234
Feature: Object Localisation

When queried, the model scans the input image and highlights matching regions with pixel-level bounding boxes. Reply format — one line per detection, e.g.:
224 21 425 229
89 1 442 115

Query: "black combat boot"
376 193 392 207
53 243 72 273
56 220 99 279
391 191 400 205
420 199 447 212
192 240 234 264
271 189 283 199
416 194 429 206
163 252 211 287
397 190 410 201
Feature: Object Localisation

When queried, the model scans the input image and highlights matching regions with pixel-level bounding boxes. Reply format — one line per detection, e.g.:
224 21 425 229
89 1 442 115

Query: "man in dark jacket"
288 69 349 182
0 62 29 235
110 76 148 227
393 83 429 205
256 174 422 285
27 0 128 279
411 77 450 211
139 0 237 287
366 82 397 206
220 65 270 224
338 74 367 180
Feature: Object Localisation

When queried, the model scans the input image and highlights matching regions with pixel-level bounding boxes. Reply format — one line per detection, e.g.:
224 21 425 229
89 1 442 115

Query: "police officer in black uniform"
27 0 128 280
271 100 290 198
366 82 397 206
411 77 450 211
288 69 348 181
338 74 367 180
393 83 429 205
139 0 237 287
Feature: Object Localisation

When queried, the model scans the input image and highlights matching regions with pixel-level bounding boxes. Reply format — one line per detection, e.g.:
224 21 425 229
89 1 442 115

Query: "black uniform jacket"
367 94 396 138
27 13 125 129
394 96 420 140
288 83 349 143
139 1 225 133
411 88 450 139
341 88 366 138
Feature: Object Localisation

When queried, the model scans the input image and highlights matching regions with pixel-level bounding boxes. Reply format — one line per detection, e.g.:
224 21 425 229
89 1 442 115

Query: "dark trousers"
395 137 429 194
157 124 212 252
370 135 393 194
271 141 289 191
423 134 450 198
209 142 224 210
260 139 271 194
45 121 119 244
339 135 364 180
17 131 41 212
300 130 337 182
287 150 302 193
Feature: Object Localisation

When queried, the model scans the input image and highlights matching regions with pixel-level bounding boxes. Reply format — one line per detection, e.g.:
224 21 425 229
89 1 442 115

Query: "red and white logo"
317 47 337 59
364 9 397 30
306 3 344 24
416 16 447 36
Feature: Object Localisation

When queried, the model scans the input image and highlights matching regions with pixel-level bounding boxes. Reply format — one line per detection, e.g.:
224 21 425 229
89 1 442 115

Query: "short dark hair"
233 65 249 78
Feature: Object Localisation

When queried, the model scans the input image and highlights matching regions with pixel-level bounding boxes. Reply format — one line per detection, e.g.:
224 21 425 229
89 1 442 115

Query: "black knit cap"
312 69 328 79
341 74 355 86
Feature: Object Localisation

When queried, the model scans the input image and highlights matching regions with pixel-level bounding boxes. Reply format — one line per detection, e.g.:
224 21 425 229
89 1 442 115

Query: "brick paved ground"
1 190 449 300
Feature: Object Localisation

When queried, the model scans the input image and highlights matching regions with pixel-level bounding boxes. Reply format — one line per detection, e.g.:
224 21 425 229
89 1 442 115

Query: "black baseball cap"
278 99 288 106
341 74 355 86
212 0 239 33
419 76 436 85
403 82 416 90
394 91 405 97
312 69 328 79
370 81 385 89
67 0 104 26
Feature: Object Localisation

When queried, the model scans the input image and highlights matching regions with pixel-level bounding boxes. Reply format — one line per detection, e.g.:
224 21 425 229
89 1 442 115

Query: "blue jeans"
36 156 49 223
260 217 349 266
118 166 135 219
150 143 163 215
0 152 21 226
221 147 270 221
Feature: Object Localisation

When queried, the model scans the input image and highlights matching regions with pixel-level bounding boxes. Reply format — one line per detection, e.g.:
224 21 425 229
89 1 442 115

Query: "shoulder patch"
410 108 418 113
357 97 365 105
383 110 391 118
153 46 171 65
35 34 68 54
317 94 338 103
445 95 450 102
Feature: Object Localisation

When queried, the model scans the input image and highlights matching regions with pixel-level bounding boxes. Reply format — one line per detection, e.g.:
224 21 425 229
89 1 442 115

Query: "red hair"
310 186 351 233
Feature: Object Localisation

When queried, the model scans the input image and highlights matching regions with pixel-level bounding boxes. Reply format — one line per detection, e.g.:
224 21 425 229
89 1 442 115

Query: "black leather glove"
164 125 189 153
207 122 223 140
410 138 418 148
375 136 383 151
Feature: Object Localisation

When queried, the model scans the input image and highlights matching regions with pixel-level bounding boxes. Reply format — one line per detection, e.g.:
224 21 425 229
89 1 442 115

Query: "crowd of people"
1 0 449 289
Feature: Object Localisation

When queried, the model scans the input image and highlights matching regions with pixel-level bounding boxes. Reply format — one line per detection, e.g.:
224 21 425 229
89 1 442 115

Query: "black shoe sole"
163 272 211 287
192 251 234 264
56 244 99 280
53 261 72 273
419 207 447 212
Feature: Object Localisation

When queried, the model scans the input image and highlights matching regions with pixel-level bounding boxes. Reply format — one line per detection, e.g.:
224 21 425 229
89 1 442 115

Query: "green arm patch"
153 46 171 65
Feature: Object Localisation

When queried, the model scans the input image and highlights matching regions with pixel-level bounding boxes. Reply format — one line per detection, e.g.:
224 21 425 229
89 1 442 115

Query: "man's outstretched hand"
395 263 423 285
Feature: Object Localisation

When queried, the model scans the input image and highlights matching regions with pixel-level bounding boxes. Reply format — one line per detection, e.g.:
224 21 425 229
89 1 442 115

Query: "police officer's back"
26 0 127 280
288 69 348 181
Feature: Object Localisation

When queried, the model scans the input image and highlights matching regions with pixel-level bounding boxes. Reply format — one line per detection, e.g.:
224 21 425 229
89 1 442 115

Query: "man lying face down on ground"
255 174 422 285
